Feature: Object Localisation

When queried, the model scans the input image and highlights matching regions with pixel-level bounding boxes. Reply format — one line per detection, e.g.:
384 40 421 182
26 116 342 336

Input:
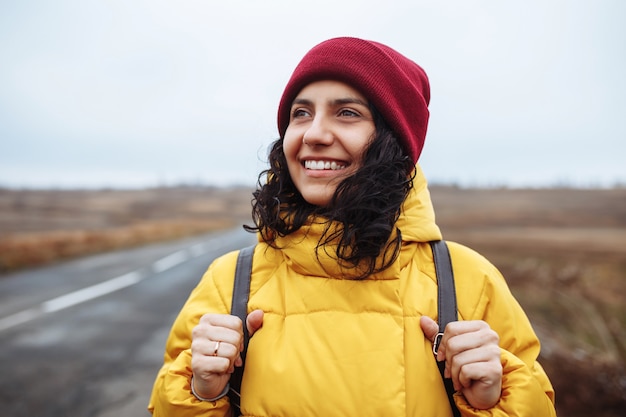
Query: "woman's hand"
190 310 264 399
420 316 503 409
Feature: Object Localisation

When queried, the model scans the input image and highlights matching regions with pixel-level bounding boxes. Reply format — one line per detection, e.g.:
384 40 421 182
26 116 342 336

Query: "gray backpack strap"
228 244 255 416
227 242 459 416
429 240 461 417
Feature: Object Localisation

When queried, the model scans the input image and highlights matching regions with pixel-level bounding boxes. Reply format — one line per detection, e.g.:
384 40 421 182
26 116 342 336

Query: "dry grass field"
1 184 625 416
430 186 626 416
0 186 252 271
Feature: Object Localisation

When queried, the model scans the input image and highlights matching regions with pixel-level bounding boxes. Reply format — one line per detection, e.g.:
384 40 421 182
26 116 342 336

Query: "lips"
303 160 347 171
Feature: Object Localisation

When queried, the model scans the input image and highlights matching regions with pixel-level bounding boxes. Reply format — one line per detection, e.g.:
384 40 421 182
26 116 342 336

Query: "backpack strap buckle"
432 332 444 356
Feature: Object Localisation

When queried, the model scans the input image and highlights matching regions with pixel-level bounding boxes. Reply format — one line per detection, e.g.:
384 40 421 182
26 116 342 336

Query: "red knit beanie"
277 37 430 164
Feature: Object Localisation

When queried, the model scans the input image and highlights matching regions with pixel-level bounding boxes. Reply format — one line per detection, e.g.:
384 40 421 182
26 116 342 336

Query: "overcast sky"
1 0 624 188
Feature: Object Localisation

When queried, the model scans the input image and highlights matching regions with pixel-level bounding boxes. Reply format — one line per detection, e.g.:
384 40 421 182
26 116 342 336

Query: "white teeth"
305 160 346 170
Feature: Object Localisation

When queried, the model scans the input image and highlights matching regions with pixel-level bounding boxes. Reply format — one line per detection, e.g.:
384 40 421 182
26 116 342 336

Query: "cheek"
282 130 301 164
345 129 375 163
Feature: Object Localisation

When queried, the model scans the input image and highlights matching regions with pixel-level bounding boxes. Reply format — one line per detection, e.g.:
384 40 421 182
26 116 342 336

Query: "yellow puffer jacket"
149 168 556 416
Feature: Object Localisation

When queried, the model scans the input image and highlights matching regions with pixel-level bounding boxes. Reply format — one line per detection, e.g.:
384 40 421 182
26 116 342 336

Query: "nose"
302 115 334 146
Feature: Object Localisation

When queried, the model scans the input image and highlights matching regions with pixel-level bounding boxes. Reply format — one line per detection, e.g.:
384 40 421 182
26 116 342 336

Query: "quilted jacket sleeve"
448 242 556 416
148 251 239 417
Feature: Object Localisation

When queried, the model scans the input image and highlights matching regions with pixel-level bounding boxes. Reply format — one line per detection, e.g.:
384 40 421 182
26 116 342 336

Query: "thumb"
420 316 445 362
420 316 440 344
246 309 264 336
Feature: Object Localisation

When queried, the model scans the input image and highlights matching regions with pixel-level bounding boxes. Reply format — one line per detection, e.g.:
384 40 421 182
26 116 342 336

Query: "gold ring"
212 341 221 356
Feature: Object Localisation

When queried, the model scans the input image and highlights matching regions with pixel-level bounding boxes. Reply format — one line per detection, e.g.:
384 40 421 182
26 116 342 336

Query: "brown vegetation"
1 184 625 415
430 186 626 417
0 186 252 272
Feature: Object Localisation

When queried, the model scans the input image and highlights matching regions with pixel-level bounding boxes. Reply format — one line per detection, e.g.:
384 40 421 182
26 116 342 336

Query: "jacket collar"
265 164 442 279
395 164 442 243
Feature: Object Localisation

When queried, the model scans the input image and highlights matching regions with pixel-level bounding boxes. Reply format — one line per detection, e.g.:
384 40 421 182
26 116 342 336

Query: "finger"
199 313 244 332
440 322 497 360
193 314 245 344
192 326 241 355
457 357 502 390
247 309 264 336
443 320 495 342
439 321 498 385
447 343 501 390
191 338 239 366
208 339 240 359
191 339 243 384
420 316 445 361
192 352 232 375
419 316 439 341
233 355 243 368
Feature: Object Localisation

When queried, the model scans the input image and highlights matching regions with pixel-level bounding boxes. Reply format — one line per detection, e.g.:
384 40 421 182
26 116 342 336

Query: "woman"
149 37 556 416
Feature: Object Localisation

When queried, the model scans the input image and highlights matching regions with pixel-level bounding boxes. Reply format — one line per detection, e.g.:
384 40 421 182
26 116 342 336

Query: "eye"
338 108 360 118
291 108 311 119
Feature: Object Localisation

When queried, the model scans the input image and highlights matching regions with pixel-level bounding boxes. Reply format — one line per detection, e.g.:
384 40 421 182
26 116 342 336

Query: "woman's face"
283 80 376 207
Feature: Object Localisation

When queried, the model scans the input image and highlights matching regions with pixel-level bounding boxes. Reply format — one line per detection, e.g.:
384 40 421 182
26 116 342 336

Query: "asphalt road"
0 227 256 417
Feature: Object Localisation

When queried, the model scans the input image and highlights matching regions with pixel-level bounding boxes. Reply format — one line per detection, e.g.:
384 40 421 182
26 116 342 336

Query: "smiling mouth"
304 160 347 171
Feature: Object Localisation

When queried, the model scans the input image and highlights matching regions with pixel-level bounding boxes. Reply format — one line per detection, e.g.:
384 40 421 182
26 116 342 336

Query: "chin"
300 189 334 207
303 195 332 207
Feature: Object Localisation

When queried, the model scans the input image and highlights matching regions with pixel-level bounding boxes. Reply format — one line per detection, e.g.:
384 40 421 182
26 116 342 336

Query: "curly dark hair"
244 105 415 279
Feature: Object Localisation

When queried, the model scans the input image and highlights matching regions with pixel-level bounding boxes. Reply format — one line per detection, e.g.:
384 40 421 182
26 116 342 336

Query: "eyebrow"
334 97 369 107
291 97 369 107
